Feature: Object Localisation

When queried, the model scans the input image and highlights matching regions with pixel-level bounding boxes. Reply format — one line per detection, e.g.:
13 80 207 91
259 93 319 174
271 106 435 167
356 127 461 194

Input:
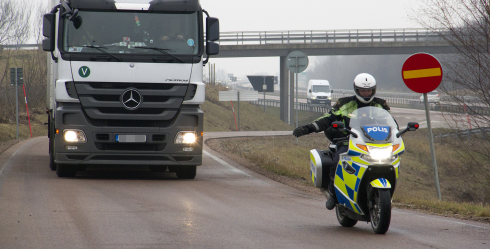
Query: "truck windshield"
312 85 330 93
63 11 199 56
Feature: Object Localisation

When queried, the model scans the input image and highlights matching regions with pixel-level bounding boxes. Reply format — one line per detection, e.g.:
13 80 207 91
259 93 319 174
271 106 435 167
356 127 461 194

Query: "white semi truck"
42 0 219 178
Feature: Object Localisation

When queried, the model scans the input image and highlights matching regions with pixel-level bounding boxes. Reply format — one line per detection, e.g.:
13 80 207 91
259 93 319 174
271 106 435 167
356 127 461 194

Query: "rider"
293 73 391 210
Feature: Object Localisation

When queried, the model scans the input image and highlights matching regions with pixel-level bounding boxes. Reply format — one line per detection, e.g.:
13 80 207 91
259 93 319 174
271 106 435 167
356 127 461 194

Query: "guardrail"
434 127 490 138
249 97 490 116
216 28 444 46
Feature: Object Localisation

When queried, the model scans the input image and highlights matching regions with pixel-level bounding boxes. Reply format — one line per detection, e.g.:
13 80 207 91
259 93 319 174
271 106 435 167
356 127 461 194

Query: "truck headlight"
175 132 196 144
328 96 332 100
360 145 395 164
311 96 317 100
63 129 87 143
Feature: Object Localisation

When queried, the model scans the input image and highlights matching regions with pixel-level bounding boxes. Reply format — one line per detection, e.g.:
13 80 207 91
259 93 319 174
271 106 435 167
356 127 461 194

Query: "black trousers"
329 145 348 197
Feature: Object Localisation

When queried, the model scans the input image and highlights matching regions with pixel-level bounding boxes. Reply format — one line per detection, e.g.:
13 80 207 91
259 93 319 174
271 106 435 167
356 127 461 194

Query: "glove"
293 126 309 137
293 123 316 137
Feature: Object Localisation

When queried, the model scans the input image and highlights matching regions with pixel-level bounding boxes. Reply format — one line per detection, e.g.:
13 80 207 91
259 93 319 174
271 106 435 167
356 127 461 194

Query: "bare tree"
0 0 33 121
412 0 490 204
0 0 32 45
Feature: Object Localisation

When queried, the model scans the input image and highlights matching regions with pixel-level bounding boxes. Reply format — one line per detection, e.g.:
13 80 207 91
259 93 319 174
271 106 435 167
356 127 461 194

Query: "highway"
0 110 489 248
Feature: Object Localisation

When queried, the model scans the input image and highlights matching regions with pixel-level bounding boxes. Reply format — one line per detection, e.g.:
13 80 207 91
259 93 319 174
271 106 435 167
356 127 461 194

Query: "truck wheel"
56 164 77 177
176 166 196 179
149 165 168 172
49 137 56 171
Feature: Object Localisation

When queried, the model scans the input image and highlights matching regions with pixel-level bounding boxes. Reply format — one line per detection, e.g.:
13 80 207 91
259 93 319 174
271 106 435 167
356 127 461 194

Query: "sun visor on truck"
149 0 201 12
68 0 117 10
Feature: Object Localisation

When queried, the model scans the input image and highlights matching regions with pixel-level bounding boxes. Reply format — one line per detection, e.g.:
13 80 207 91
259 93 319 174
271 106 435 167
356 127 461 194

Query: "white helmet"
353 73 376 104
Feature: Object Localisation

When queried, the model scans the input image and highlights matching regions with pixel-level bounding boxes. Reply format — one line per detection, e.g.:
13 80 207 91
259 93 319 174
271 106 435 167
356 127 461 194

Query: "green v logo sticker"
78 66 91 78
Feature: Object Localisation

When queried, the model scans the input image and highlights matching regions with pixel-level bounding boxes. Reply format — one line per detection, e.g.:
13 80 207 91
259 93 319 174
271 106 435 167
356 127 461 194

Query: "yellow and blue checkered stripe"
334 160 368 215
370 178 391 188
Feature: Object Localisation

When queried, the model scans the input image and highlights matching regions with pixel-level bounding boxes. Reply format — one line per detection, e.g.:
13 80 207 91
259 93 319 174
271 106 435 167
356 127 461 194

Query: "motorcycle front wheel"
369 188 391 234
335 206 357 227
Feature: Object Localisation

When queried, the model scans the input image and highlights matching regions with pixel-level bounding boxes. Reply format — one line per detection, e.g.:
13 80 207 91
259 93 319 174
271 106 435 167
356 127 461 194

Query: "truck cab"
42 0 219 178
307 79 332 107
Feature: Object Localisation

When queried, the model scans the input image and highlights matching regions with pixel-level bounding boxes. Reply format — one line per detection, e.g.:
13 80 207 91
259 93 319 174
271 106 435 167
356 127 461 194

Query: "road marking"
394 209 490 230
203 150 251 176
0 138 43 176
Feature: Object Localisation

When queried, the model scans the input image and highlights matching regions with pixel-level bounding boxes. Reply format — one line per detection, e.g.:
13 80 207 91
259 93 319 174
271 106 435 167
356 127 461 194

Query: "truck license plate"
319 101 325 103
116 135 146 143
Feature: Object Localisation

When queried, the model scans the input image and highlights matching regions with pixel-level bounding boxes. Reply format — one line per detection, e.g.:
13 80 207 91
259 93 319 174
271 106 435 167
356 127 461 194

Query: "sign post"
402 53 442 201
286 51 309 144
10 68 23 140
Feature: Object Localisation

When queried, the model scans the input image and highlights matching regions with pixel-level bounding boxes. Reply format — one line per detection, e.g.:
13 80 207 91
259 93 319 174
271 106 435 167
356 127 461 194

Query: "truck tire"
49 137 57 171
149 165 168 172
56 164 77 177
176 166 196 179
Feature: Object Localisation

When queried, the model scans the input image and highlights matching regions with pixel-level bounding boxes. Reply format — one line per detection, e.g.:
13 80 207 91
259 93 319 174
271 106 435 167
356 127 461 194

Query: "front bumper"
53 103 203 167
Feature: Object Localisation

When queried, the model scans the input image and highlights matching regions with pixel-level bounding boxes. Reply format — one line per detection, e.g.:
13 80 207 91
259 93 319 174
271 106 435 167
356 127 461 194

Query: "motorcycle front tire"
335 206 357 227
369 188 391 234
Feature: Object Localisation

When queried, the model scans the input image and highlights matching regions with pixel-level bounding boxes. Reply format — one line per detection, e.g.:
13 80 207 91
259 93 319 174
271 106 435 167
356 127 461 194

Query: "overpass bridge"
11 29 457 124
210 28 456 124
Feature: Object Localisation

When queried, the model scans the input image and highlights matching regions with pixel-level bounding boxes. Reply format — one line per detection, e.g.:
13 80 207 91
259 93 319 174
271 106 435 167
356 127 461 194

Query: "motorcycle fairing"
347 140 369 156
334 158 368 215
370 178 391 188
393 140 405 155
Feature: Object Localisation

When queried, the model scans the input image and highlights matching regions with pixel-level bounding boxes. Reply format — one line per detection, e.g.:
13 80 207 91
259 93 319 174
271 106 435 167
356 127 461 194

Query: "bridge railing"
216 28 445 46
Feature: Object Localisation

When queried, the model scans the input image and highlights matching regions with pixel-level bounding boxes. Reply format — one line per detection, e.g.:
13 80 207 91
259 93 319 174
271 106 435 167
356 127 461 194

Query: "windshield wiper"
134 46 185 63
75 45 123 62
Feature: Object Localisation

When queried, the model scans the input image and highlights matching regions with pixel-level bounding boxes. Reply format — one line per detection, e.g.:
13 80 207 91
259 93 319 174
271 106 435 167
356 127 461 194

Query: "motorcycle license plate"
116 135 146 143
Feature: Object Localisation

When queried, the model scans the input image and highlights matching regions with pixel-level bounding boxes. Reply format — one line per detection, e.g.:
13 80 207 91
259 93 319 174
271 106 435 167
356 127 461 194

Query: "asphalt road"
0 115 489 248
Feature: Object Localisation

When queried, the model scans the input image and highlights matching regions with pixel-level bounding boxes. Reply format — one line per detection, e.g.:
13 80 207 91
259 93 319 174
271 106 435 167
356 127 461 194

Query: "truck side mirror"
205 17 219 56
42 13 56 52
206 42 219 55
206 17 219 41
309 89 312 93
331 90 333 93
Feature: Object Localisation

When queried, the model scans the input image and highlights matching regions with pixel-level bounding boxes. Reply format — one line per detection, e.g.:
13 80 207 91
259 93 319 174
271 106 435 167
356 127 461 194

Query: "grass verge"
205 132 490 224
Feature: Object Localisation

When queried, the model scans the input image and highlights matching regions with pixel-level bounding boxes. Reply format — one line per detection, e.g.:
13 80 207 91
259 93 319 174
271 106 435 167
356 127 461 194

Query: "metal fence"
216 28 444 46
434 127 490 138
249 97 490 116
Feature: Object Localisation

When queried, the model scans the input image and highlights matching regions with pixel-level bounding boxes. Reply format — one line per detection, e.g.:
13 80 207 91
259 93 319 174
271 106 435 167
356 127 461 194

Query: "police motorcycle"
309 106 419 234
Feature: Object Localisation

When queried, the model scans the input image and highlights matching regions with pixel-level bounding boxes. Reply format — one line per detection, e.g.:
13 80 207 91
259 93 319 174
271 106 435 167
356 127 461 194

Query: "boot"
326 194 338 210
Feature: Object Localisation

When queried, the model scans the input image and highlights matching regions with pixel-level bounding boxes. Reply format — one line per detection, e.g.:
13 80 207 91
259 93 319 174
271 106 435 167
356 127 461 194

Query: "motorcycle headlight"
360 145 396 164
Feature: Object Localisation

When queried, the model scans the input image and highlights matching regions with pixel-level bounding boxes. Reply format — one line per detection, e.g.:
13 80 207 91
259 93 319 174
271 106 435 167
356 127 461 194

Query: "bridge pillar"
279 56 294 125
280 56 288 123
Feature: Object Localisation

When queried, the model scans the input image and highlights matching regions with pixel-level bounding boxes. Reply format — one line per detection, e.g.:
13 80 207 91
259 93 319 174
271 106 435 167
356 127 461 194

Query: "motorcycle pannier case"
309 149 336 188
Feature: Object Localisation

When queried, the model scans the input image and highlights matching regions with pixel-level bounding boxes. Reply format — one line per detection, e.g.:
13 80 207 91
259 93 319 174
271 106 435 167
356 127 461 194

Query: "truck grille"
74 82 189 127
317 96 329 100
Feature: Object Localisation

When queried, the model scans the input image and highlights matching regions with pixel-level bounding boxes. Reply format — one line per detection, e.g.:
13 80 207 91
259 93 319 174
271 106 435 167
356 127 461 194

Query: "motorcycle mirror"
332 121 344 129
407 122 419 131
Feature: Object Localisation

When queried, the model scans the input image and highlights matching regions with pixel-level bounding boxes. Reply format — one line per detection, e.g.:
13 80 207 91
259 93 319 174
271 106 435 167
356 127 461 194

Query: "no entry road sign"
402 53 442 93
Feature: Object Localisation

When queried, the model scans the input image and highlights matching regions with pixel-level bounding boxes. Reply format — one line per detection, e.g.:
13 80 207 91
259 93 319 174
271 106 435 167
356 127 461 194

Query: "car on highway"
420 91 440 103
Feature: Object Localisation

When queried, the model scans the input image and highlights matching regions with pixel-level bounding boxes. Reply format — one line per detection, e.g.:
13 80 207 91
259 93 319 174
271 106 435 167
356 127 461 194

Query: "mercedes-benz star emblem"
121 89 142 110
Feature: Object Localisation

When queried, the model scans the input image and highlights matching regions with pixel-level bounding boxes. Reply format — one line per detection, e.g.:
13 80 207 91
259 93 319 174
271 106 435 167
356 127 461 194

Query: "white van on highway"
307 79 332 107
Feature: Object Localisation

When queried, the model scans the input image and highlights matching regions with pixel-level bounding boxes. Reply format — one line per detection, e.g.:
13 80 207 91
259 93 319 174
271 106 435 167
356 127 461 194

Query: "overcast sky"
32 0 423 79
